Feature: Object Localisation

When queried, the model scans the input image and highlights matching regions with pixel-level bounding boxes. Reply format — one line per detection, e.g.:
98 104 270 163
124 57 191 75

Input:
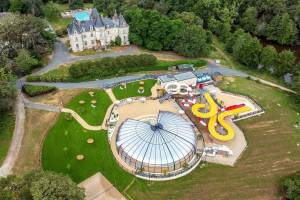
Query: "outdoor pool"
74 11 90 21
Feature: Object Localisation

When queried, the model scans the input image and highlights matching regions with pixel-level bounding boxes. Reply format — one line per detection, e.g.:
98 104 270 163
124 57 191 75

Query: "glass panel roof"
117 111 196 166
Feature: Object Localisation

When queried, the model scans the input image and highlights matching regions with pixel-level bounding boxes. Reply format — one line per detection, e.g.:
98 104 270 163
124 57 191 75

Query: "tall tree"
266 13 298 45
260 45 278 70
0 68 16 114
0 171 85 200
174 25 211 57
232 33 262 67
240 6 258 33
42 1 61 21
275 50 296 76
69 0 84 10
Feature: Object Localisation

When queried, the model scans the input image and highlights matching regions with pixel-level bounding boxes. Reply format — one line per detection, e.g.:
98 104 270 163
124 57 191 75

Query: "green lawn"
125 77 300 200
42 91 133 190
0 111 15 165
66 90 112 126
112 79 156 100
50 18 72 31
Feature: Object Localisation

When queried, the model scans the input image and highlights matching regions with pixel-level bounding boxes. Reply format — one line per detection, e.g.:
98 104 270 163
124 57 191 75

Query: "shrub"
22 85 57 97
69 54 157 79
56 28 68 37
281 172 300 200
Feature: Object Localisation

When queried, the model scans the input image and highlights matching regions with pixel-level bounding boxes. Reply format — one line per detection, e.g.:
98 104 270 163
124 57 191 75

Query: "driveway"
35 40 141 75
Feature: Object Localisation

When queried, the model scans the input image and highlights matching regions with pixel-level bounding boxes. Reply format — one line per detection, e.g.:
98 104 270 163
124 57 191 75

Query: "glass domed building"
116 111 197 175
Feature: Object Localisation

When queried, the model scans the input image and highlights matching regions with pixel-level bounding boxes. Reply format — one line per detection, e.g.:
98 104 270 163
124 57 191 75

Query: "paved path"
0 92 25 177
24 74 152 89
35 40 141 75
23 98 61 112
105 89 117 102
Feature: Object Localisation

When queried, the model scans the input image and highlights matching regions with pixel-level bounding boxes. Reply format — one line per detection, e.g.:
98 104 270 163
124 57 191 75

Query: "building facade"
67 8 129 52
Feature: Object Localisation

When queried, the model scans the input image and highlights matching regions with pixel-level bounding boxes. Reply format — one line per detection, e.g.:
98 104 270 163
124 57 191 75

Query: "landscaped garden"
112 79 156 100
42 90 134 191
65 90 112 126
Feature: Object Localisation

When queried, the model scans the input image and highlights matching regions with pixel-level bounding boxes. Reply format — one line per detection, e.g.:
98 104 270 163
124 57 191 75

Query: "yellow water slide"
191 93 251 142
208 106 251 141
191 93 218 118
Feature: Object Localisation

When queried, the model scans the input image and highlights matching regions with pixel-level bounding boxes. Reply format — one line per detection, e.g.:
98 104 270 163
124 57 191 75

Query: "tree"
266 13 298 45
260 45 278 70
154 0 170 15
225 28 245 53
0 13 54 72
42 1 61 21
29 171 85 200
240 7 258 33
281 171 300 200
0 68 16 114
275 50 296 76
0 0 10 12
174 11 203 27
22 0 44 16
115 36 122 46
232 33 262 67
9 0 23 13
0 171 85 200
15 49 39 73
192 0 221 27
174 25 211 58
69 0 84 10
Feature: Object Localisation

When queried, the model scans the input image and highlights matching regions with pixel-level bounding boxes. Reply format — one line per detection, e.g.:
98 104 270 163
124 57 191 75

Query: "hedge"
69 54 157 79
22 85 57 97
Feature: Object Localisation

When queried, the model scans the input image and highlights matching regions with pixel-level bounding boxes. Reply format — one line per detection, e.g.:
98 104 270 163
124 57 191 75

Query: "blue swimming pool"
74 11 90 21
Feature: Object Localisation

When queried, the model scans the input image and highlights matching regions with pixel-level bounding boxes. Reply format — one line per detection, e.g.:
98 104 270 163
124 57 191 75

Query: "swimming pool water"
74 11 90 21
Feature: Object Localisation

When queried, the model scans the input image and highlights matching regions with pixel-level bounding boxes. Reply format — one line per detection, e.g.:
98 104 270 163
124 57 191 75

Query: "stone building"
67 8 129 52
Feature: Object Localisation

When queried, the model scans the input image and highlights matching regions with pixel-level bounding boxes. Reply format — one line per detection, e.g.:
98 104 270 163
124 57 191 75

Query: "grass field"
112 79 156 100
42 90 134 190
65 90 112 126
0 111 15 165
124 77 300 200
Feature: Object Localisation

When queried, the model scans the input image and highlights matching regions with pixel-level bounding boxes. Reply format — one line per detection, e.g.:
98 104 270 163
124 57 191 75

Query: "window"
91 40 94 45
76 44 79 49
75 37 78 42
84 41 87 46
91 33 93 37
84 35 86 39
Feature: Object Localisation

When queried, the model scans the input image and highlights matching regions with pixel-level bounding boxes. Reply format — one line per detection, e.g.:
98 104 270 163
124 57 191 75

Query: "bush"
69 54 157 79
281 172 300 200
56 28 68 37
22 85 57 97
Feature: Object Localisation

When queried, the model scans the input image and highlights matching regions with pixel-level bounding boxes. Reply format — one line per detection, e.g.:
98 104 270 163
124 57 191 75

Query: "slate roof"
67 8 128 35
174 72 197 81
158 72 197 83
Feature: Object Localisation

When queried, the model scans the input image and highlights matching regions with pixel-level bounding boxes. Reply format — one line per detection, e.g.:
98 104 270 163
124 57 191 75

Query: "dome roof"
116 111 196 167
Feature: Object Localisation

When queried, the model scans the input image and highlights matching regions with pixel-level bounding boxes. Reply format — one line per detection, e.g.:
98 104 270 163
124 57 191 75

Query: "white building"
157 72 197 88
67 8 129 52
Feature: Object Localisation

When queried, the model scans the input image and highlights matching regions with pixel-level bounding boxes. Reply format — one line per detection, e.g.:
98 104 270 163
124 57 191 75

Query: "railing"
135 153 203 180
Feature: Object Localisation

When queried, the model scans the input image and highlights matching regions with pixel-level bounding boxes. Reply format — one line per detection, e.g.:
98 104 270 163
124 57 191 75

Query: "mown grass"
0 111 15 165
112 79 156 100
42 90 134 190
125 77 300 200
26 59 207 83
50 18 72 32
66 90 112 126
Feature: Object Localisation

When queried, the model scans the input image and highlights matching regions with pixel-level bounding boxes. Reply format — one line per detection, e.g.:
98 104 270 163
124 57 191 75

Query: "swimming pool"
74 11 90 21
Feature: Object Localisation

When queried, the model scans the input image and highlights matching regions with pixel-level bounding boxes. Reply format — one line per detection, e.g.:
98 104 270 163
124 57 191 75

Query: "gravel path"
0 92 25 177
